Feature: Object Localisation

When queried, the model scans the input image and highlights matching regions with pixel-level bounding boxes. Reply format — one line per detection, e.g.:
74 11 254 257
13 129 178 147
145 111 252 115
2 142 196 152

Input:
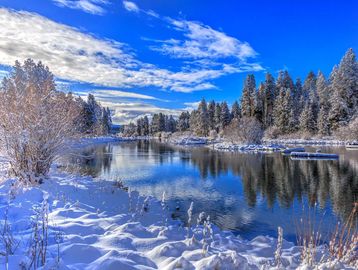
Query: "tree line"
130 48 358 141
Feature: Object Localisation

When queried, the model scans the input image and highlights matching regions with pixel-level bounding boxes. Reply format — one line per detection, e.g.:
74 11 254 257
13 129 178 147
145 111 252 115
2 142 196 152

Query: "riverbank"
0 146 356 269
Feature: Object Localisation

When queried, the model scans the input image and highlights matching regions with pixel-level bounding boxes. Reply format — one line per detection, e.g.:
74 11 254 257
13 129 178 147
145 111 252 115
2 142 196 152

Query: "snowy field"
0 140 355 269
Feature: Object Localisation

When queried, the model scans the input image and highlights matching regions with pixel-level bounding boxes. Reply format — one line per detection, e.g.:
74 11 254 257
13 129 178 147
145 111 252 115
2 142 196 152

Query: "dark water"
61 140 358 242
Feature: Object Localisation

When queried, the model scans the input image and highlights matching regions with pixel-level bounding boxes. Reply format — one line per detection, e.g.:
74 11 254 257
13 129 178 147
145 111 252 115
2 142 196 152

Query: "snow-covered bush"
0 59 80 185
223 117 263 144
334 116 358 141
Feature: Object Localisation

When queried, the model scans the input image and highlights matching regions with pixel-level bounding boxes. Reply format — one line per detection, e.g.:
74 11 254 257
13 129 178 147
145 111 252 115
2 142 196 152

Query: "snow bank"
169 136 208 146
263 138 345 146
0 167 354 269
212 142 286 152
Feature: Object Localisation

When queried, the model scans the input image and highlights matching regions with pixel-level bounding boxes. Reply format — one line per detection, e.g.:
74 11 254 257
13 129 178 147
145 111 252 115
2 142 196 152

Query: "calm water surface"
62 140 358 242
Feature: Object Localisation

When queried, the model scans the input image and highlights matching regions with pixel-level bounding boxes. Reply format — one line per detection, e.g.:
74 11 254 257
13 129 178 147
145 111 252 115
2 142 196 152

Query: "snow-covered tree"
316 71 330 135
262 73 276 128
273 87 292 133
329 48 358 130
197 98 209 136
0 59 80 184
241 74 256 117
208 100 216 130
220 101 231 129
214 103 222 131
177 111 190 132
231 100 241 120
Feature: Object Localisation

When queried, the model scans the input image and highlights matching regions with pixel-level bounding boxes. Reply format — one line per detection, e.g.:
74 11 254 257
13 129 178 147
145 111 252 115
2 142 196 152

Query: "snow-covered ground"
0 140 354 269
262 138 346 146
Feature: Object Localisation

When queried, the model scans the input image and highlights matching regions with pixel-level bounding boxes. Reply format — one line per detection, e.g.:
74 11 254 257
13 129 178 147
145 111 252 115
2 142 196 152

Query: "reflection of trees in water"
187 148 357 221
63 144 113 177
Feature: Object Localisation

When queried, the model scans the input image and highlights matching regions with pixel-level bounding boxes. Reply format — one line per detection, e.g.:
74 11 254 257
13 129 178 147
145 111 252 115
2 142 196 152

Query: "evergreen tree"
316 72 330 135
231 101 241 120
255 83 264 123
241 74 256 117
208 100 216 130
142 116 149 135
177 111 190 132
214 103 222 131
151 114 161 133
262 73 276 128
273 87 292 133
167 115 177 132
220 101 231 129
328 48 358 130
189 110 200 134
196 98 209 136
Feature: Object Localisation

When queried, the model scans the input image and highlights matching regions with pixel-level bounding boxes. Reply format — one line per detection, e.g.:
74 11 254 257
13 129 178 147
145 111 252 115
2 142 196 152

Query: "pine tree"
262 73 276 128
177 111 190 132
208 100 216 130
196 98 209 136
231 101 241 120
168 115 176 132
220 101 231 129
316 72 330 135
214 103 222 131
143 116 149 135
241 74 256 117
329 48 358 130
255 83 264 123
273 87 292 133
151 114 160 134
299 101 316 133
189 110 200 134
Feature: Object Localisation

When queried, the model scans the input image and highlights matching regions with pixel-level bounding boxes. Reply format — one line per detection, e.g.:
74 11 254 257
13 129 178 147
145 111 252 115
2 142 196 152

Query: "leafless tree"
223 117 263 144
0 59 80 185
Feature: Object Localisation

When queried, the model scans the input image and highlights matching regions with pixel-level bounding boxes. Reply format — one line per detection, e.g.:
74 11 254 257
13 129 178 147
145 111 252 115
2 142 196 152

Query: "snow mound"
0 167 355 269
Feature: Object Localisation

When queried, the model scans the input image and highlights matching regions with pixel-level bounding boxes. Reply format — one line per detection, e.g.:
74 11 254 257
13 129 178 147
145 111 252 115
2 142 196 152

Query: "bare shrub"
295 204 324 266
328 203 357 267
0 59 80 185
296 203 358 268
28 199 49 269
334 116 358 141
223 117 263 144
0 208 20 268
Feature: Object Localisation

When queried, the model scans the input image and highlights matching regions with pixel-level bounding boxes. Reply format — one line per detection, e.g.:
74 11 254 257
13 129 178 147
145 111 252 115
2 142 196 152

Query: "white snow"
0 141 354 269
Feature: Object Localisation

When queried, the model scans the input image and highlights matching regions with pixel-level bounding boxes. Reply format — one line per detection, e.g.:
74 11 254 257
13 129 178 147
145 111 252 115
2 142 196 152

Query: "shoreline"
0 138 355 269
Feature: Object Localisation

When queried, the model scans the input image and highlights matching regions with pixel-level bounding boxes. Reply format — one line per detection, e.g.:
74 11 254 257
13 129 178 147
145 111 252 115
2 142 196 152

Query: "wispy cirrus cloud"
76 89 160 101
52 0 109 15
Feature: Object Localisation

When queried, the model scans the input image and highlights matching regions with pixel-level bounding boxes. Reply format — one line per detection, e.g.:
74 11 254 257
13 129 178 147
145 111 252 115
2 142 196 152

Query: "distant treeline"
124 48 357 140
74 93 112 136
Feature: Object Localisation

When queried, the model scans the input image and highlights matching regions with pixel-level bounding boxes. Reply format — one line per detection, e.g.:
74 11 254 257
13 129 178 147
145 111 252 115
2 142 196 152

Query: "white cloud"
53 0 109 15
123 1 139 13
76 89 160 100
75 89 178 124
183 101 200 110
152 19 257 61
0 8 250 93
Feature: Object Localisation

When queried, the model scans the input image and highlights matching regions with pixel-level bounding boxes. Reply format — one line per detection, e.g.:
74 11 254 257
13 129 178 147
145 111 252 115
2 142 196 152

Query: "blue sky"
0 0 357 123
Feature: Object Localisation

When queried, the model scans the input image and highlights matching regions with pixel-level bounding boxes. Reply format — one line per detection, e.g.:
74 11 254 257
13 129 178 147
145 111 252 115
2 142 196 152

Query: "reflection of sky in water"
62 141 358 242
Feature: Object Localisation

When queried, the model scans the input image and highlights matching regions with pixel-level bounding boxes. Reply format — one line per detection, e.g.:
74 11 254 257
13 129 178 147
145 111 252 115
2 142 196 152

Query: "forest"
131 48 358 142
